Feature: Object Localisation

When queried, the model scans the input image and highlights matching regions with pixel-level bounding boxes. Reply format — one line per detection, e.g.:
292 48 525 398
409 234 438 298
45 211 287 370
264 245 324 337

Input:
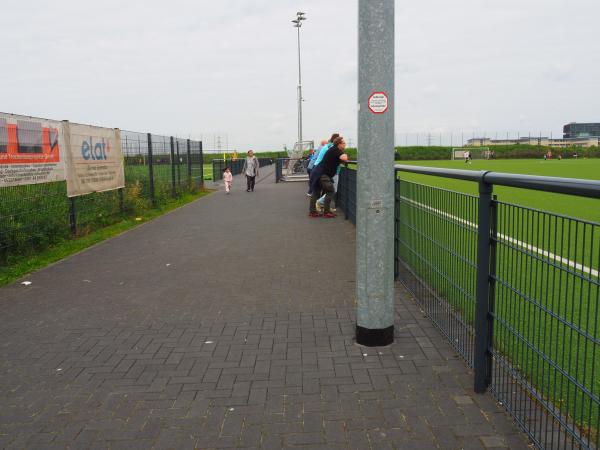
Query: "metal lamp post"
292 12 306 145
356 0 395 347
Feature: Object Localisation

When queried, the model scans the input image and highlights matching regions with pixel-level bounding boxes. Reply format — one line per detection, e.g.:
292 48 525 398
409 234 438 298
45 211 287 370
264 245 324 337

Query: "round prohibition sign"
367 91 389 114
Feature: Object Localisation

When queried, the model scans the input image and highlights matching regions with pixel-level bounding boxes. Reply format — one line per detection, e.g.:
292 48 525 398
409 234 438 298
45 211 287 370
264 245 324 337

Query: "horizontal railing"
336 163 600 449
274 158 310 182
395 164 600 198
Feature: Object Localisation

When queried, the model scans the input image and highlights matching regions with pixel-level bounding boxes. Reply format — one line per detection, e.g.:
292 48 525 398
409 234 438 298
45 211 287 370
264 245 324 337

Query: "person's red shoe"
308 212 320 218
322 212 336 218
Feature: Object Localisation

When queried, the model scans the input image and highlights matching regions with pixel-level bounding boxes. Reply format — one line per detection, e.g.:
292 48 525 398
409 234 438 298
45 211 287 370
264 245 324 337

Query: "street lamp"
292 11 306 145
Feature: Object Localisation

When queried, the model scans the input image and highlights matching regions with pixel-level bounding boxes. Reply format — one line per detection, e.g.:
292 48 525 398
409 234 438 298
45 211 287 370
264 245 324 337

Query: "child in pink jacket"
223 167 233 194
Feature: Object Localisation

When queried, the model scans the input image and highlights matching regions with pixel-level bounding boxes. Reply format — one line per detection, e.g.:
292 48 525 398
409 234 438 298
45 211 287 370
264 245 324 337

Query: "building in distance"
467 122 600 148
563 122 600 139
466 136 598 148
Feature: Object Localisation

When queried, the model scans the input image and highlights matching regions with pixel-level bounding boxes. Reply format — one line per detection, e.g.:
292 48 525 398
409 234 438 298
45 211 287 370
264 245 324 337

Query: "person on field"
242 150 260 192
464 150 471 164
309 136 348 218
223 167 233 194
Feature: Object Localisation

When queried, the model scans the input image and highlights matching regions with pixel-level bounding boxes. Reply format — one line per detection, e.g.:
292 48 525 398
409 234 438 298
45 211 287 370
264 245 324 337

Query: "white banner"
0 113 66 187
64 123 125 197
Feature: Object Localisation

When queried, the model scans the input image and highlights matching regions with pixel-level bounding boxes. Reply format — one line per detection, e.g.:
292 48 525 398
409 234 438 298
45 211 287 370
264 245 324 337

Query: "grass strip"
0 190 213 287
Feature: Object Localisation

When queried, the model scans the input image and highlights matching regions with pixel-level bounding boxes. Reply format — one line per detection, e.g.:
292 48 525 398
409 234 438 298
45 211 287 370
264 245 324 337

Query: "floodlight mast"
291 12 306 145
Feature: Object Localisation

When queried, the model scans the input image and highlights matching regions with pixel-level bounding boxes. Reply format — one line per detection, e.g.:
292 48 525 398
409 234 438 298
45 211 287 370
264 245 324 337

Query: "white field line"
400 196 599 279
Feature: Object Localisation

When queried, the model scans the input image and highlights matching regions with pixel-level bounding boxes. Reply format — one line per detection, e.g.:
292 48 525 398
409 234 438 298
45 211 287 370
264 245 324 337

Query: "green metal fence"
0 130 204 265
337 164 600 449
394 166 600 449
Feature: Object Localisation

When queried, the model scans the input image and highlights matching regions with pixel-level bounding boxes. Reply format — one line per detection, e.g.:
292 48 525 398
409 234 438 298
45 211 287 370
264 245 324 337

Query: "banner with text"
0 113 66 187
64 123 124 197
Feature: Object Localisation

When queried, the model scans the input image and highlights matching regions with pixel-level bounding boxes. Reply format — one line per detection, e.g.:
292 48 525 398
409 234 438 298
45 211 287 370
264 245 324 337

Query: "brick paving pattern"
0 169 531 449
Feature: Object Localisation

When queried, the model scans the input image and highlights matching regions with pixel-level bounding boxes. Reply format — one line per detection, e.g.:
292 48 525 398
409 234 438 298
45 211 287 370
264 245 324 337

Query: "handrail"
395 164 600 199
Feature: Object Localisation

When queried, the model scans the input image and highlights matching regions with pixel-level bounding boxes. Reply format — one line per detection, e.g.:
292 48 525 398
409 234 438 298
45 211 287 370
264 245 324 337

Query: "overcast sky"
1 0 598 150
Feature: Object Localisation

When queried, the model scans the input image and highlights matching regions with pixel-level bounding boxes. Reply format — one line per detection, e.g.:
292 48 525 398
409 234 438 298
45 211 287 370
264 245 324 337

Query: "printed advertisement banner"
64 123 124 197
0 113 66 187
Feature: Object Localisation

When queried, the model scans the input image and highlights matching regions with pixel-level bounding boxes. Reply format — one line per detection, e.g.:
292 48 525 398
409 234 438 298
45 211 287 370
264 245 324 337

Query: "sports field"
394 158 600 441
397 159 600 223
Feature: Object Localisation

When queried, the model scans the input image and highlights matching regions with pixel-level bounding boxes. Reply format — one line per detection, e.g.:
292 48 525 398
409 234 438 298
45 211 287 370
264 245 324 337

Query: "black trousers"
246 175 256 191
310 174 334 213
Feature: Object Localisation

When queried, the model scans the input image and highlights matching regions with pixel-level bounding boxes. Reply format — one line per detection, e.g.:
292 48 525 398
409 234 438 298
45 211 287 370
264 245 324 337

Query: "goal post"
289 140 314 159
451 147 491 160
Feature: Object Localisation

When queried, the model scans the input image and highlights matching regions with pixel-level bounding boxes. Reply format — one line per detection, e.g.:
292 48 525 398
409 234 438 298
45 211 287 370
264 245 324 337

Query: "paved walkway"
0 168 531 449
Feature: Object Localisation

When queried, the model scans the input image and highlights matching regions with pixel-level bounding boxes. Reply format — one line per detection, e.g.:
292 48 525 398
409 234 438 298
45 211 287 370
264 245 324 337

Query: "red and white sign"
367 91 389 114
0 113 66 187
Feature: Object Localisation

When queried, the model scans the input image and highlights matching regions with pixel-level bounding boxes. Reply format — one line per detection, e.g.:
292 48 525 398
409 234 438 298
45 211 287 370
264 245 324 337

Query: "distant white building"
466 136 599 148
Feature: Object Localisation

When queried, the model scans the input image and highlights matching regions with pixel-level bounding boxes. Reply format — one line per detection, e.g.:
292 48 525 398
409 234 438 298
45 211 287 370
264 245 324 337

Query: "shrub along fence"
1 129 204 265
337 164 600 450
342 146 600 161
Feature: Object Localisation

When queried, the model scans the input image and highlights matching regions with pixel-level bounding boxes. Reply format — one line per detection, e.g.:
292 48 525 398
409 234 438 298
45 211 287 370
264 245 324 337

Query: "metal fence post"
394 174 400 280
147 133 155 207
118 188 124 213
176 140 181 190
199 141 204 189
69 197 77 235
186 139 192 189
344 165 349 221
474 176 494 393
170 136 176 197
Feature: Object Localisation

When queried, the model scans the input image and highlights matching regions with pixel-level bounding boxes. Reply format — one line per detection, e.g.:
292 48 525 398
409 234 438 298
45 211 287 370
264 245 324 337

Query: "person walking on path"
309 136 348 218
223 167 233 194
242 150 260 192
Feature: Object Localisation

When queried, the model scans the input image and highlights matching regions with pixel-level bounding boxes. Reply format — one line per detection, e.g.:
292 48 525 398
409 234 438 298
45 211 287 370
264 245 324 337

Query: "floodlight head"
297 11 306 16
298 16 306 20
291 19 299 23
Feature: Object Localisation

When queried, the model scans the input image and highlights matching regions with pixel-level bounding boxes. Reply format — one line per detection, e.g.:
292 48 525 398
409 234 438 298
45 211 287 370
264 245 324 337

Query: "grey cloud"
0 0 598 150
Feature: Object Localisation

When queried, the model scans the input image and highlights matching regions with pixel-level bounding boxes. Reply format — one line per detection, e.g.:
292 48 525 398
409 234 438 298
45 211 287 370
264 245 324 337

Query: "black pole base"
356 324 394 347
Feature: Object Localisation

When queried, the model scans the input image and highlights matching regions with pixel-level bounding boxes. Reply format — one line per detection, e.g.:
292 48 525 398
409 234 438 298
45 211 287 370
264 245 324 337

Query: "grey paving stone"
481 435 509 448
0 169 532 450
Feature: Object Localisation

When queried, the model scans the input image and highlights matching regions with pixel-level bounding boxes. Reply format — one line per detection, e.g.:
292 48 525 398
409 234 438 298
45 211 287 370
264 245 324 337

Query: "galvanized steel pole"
356 0 395 346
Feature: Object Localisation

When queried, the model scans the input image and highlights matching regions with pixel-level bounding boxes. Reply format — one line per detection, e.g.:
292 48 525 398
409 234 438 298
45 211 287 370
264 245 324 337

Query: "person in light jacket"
242 150 260 192
223 167 233 194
